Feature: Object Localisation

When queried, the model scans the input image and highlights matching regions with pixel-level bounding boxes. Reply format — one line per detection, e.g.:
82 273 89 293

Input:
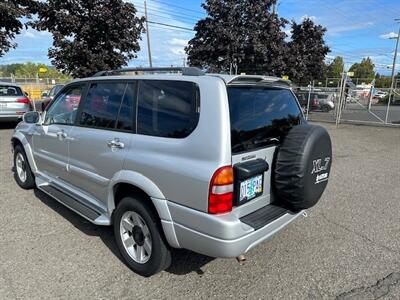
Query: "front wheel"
13 144 35 189
113 196 171 277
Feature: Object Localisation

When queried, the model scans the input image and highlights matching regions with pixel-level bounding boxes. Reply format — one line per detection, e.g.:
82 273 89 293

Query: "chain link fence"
295 78 400 126
0 77 70 101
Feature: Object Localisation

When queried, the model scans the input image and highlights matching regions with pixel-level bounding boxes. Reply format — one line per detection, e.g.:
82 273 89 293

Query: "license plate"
239 175 263 203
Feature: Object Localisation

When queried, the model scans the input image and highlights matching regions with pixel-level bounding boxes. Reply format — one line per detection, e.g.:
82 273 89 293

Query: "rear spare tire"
273 124 332 211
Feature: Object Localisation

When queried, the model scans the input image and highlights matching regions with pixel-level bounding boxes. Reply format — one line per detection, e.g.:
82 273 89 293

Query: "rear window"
0 85 24 97
228 86 303 154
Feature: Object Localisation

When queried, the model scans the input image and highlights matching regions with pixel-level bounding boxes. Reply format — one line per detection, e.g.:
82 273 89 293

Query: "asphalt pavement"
1 122 400 299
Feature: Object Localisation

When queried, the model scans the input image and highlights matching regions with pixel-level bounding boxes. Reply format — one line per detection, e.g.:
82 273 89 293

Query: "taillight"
208 166 234 214
16 98 30 105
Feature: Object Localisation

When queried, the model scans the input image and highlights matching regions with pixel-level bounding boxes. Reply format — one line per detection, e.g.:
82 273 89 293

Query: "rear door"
66 81 136 204
227 86 303 211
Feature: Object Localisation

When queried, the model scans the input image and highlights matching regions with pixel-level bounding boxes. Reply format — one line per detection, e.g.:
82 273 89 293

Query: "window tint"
0 85 24 96
79 82 126 129
228 87 303 154
137 80 199 138
116 83 135 131
44 85 84 125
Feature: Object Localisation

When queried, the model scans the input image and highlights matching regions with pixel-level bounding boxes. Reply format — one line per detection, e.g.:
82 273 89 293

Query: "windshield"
0 85 24 97
228 86 303 154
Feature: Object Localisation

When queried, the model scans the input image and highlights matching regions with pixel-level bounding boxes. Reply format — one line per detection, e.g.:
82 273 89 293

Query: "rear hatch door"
227 85 303 216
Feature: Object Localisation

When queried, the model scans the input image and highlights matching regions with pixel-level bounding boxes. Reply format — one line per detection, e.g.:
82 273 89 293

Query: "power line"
147 21 194 32
148 0 205 15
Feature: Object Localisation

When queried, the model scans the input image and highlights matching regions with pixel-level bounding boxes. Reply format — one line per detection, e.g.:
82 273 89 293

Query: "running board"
38 185 111 226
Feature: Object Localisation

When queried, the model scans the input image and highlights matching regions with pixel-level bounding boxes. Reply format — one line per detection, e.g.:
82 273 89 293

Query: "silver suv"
12 67 332 276
0 82 32 122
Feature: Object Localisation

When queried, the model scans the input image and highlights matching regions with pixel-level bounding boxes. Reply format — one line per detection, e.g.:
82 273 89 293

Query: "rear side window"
79 82 126 129
0 85 23 96
137 80 199 138
228 86 303 154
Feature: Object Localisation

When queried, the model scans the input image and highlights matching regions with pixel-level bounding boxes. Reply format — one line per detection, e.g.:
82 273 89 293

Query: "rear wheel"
113 196 171 277
13 144 35 189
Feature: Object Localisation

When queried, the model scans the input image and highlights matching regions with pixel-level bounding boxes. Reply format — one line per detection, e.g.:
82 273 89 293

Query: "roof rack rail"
92 67 205 77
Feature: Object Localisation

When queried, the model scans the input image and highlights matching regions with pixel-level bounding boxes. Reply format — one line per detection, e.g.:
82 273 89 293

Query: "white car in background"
374 90 388 99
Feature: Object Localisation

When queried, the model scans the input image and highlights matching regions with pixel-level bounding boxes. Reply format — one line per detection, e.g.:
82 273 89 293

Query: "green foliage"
0 62 70 79
349 57 375 82
327 56 344 78
375 73 392 88
31 0 145 78
0 0 35 56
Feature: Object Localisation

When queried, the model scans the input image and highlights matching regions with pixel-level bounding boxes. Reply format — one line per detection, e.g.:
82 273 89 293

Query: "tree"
349 57 375 81
185 0 288 76
327 56 344 78
286 18 330 83
0 1 34 57
31 0 145 78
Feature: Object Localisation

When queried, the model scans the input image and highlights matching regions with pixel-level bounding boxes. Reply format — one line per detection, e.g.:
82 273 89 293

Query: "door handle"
107 138 125 149
56 130 67 140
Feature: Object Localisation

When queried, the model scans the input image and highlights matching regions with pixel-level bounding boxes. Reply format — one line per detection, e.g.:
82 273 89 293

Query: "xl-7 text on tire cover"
12 67 332 276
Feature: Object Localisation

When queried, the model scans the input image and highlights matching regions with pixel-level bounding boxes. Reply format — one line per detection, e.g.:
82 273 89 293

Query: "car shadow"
0 121 19 130
33 188 214 276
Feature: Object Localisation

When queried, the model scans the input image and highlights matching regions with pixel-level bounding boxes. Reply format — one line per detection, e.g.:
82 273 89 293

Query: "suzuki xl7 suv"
12 67 332 276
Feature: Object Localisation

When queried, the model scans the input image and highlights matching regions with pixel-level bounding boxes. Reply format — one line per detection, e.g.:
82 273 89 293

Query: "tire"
113 196 171 277
322 105 330 112
273 124 332 211
13 144 35 189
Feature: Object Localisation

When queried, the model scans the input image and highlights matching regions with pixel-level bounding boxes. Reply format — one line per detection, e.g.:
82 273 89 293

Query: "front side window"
137 80 199 138
44 84 84 125
228 86 303 154
79 82 127 129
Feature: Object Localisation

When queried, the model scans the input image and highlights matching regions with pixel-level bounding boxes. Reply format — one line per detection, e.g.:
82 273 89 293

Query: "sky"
1 0 400 75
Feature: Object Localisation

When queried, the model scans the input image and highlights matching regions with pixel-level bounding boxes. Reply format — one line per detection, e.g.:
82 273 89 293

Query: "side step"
240 204 291 230
39 185 110 225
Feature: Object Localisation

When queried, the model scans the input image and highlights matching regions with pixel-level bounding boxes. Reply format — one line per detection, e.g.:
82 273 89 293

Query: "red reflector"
16 98 30 104
208 166 234 214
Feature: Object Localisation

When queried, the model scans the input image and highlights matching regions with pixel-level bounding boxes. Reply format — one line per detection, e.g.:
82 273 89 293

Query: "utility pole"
272 0 278 14
144 0 153 67
385 19 400 124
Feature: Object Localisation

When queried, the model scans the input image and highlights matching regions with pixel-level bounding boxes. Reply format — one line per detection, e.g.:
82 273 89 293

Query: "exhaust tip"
236 254 246 263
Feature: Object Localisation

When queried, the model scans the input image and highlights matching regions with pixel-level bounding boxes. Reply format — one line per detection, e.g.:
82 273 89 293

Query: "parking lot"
1 122 400 299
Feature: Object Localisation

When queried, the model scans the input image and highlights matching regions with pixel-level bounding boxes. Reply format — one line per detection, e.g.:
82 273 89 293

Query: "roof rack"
92 67 205 77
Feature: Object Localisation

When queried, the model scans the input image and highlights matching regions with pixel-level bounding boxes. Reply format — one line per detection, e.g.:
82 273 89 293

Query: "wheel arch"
108 171 180 248
11 132 38 173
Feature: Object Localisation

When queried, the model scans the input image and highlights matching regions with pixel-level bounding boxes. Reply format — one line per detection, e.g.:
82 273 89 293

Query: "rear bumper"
167 201 303 258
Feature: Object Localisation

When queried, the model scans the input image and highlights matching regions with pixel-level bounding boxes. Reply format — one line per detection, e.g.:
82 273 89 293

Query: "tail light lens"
16 98 30 105
208 166 234 214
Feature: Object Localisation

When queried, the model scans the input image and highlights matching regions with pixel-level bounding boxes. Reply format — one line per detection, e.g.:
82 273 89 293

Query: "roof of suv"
87 67 291 88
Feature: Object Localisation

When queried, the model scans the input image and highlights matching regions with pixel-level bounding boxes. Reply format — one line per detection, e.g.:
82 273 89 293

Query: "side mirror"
23 111 41 124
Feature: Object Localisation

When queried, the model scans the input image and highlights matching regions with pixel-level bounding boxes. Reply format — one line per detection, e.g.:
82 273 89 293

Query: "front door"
32 83 86 181
66 81 136 204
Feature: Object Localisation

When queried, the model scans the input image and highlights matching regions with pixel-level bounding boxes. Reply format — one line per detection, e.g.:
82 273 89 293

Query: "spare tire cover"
273 124 332 211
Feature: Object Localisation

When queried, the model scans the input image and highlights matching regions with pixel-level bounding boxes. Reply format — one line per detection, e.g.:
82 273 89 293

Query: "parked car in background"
373 90 388 100
0 82 32 122
295 91 335 112
41 84 64 111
